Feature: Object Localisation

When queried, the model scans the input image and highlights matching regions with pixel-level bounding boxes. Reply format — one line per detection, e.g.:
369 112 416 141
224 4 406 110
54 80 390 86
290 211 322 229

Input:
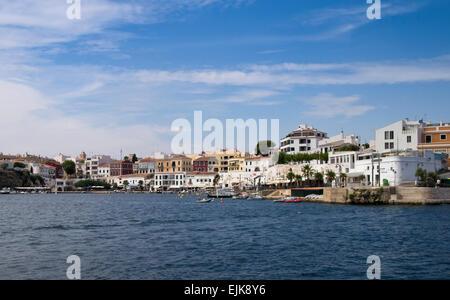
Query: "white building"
186 172 217 189
219 172 255 188
53 154 71 164
328 151 359 175
85 155 113 178
154 173 186 190
319 131 360 153
29 163 56 180
96 164 110 179
151 152 169 160
136 158 156 174
353 151 443 186
245 156 274 173
280 124 328 154
107 174 152 189
375 119 424 154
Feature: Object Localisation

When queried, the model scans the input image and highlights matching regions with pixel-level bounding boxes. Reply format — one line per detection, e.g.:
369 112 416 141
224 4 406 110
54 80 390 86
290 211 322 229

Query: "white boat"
248 193 264 200
208 189 235 198
1 188 12 194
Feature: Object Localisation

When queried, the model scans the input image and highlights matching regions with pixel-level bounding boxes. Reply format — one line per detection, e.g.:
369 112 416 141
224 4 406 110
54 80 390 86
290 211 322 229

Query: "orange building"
418 122 450 169
156 155 193 173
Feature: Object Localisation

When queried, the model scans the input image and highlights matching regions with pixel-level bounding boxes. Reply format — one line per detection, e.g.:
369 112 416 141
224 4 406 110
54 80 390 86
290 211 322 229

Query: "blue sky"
0 0 449 157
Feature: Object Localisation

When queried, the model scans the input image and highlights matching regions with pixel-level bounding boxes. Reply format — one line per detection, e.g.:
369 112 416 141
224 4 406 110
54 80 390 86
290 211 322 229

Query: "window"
434 149 447 153
441 134 447 141
426 135 432 143
407 136 412 143
385 143 389 150
385 131 394 140
390 143 394 149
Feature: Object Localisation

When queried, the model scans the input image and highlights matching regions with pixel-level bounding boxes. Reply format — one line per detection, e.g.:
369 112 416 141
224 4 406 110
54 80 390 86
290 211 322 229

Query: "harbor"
0 192 449 280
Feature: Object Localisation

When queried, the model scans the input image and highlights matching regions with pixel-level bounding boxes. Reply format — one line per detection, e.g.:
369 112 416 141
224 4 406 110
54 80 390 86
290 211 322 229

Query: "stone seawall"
393 187 450 205
311 187 450 205
261 189 291 200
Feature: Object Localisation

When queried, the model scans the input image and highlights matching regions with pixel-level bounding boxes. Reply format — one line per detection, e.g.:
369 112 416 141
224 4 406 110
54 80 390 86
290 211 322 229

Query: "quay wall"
311 187 450 205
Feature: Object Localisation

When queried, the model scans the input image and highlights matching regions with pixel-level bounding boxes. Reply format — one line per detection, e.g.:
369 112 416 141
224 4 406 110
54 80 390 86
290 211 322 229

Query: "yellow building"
228 157 246 172
206 149 249 173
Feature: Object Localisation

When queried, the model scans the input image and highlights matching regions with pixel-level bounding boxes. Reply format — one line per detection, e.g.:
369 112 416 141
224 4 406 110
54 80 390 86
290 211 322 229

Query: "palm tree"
295 175 303 187
302 165 314 187
123 180 129 190
138 180 144 191
326 170 336 187
339 173 348 187
314 172 324 187
213 174 221 188
287 172 295 186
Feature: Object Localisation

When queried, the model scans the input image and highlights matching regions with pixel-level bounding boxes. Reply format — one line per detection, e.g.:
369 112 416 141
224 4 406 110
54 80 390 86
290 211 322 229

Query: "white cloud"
303 93 375 118
0 0 252 50
190 89 281 105
132 56 450 86
0 80 170 157
298 1 425 40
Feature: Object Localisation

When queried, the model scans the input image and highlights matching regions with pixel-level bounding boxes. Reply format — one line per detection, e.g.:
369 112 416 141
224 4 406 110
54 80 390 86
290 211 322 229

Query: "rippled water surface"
0 193 449 279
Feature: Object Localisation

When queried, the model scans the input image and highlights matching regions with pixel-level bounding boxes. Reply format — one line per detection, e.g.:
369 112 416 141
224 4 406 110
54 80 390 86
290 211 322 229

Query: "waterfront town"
1 118 449 201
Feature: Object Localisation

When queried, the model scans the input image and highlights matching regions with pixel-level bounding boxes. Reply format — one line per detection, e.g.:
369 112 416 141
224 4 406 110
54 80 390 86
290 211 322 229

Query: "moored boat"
1 188 12 194
274 197 303 203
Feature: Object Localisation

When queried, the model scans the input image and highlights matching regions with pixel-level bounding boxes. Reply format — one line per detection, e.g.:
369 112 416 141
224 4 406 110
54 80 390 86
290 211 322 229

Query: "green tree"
302 165 314 187
213 174 221 188
326 170 336 186
426 172 439 187
314 172 324 187
287 172 295 186
335 145 360 152
62 160 76 178
13 162 26 169
131 154 138 163
415 168 427 185
138 180 144 190
255 140 275 156
295 174 303 187
123 180 130 189
0 163 8 170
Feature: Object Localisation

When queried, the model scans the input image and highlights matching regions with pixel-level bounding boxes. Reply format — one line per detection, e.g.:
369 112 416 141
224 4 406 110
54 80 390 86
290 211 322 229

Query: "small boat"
248 193 264 200
208 189 235 198
197 198 213 203
274 197 303 203
0 188 11 194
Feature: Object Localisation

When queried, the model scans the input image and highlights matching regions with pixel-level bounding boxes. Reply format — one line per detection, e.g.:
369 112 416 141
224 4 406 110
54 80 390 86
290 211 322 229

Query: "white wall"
375 120 423 154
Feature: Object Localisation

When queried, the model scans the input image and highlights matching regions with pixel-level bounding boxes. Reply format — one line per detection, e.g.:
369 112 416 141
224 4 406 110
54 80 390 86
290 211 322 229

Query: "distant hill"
0 169 45 189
